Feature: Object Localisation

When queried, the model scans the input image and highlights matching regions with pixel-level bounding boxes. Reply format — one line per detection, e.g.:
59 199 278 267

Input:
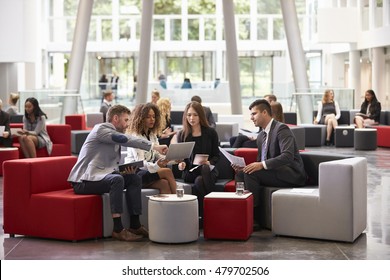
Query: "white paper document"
0 126 5 136
219 147 246 167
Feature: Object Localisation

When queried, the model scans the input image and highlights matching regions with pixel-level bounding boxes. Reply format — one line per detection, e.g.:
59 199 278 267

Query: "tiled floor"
1 145 390 260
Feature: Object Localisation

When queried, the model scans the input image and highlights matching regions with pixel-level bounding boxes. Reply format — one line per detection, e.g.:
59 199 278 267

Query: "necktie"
261 132 267 162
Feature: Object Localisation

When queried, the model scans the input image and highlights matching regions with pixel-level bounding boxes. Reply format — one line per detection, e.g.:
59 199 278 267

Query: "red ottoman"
204 192 253 240
0 147 19 176
375 126 390 147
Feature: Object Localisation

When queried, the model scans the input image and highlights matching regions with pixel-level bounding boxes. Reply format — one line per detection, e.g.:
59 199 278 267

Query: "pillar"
349 50 361 108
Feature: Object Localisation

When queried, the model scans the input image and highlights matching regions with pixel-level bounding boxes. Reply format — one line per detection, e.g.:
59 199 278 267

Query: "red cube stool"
0 147 19 176
204 192 253 240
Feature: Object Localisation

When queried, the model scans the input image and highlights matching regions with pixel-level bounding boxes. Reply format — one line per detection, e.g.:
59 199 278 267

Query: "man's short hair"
103 90 113 99
191 95 202 103
263 94 277 103
249 99 272 116
107 104 130 122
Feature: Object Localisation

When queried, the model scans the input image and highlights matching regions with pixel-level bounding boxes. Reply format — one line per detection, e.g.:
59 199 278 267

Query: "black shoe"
325 140 331 146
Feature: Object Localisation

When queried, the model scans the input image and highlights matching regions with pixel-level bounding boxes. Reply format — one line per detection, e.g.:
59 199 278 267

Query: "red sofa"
3 156 103 241
11 123 71 158
375 126 390 148
65 114 87 130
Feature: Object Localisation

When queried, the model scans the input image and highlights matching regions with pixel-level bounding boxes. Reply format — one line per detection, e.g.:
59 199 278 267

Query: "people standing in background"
111 72 119 92
157 98 176 146
18 97 52 158
126 103 177 194
132 74 137 101
354 89 382 128
151 89 160 104
190 95 216 128
314 89 340 146
100 90 114 122
99 74 108 92
6 92 20 116
0 99 12 147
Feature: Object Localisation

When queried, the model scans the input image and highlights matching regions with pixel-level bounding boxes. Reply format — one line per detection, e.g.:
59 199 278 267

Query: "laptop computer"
164 142 195 161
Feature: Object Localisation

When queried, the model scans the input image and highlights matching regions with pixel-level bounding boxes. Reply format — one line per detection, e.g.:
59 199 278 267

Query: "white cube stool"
148 194 198 243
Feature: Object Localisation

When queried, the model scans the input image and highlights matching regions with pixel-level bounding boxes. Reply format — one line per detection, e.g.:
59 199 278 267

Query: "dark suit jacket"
257 120 306 186
99 102 110 122
359 101 381 123
204 106 216 128
0 110 12 147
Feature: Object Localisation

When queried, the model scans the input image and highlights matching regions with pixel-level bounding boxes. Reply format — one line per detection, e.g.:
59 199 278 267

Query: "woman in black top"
171 101 220 217
354 89 381 128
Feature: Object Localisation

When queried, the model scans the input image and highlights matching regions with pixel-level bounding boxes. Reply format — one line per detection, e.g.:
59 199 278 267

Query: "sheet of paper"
219 147 246 167
193 154 208 165
0 126 5 135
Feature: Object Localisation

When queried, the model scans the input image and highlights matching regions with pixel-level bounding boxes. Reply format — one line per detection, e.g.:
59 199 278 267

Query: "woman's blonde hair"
156 98 171 132
322 89 334 104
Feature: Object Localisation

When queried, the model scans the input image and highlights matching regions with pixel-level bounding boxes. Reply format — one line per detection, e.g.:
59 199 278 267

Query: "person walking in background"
190 95 216 128
354 89 382 128
68 104 168 242
314 89 340 146
157 97 176 146
100 90 114 122
18 97 52 158
0 99 12 147
126 103 177 194
6 92 20 116
232 99 306 228
171 101 220 220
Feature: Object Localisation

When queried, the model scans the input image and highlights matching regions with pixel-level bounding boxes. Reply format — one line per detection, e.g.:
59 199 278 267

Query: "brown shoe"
112 229 143 242
128 225 149 238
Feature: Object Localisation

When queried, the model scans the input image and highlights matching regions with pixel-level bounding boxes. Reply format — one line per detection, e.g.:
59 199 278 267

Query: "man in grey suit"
68 105 168 242
233 99 306 226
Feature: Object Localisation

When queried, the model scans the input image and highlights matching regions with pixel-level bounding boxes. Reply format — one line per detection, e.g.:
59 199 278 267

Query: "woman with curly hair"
18 97 52 158
156 97 176 146
125 103 177 194
354 89 381 128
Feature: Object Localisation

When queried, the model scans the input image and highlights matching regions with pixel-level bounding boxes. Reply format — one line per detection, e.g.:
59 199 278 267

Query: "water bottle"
176 185 184 198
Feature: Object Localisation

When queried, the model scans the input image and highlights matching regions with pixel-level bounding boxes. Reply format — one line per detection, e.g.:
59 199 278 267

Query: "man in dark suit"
234 99 306 224
0 99 12 147
100 90 114 122
191 95 216 128
68 105 168 242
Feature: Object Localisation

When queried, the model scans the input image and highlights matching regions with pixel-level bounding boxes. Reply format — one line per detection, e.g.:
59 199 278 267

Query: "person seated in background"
181 78 192 89
158 71 167 89
150 89 160 104
18 97 52 158
0 99 12 147
230 98 284 148
171 101 220 219
6 92 20 116
100 90 114 122
314 89 340 146
354 89 381 128
156 98 176 146
263 94 277 104
190 95 216 128
126 103 177 194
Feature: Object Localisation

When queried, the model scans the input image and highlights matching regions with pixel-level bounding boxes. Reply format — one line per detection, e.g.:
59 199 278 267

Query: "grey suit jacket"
68 122 152 183
257 120 306 185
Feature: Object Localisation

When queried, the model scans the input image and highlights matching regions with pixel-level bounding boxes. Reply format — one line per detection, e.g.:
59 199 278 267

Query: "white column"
349 50 361 109
384 0 390 26
222 0 242 114
372 47 386 103
62 0 93 121
280 0 312 124
136 0 154 104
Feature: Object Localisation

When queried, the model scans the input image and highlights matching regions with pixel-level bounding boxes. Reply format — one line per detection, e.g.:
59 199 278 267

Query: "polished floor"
1 144 390 260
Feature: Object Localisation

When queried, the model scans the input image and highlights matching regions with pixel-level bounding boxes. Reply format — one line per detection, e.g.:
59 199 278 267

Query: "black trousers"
72 173 142 215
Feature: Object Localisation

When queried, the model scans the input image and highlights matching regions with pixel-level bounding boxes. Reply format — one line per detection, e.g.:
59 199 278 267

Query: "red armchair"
3 156 103 241
11 124 71 158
